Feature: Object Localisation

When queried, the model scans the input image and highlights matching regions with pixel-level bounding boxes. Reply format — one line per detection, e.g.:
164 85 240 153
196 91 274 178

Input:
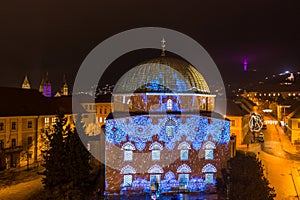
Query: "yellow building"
225 99 249 146
0 87 77 170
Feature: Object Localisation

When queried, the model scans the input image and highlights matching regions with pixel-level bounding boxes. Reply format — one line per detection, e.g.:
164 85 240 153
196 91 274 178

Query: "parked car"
258 132 264 142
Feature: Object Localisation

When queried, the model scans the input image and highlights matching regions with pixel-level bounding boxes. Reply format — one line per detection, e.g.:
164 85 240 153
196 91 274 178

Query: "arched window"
178 141 191 160
202 163 217 184
177 164 191 188
120 165 136 187
149 142 163 161
122 142 136 161
165 119 176 138
204 141 216 160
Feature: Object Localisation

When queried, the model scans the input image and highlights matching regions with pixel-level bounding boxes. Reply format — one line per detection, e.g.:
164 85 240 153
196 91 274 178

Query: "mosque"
104 45 232 195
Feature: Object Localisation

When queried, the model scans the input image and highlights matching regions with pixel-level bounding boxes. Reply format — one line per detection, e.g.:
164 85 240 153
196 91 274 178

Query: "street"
242 114 300 200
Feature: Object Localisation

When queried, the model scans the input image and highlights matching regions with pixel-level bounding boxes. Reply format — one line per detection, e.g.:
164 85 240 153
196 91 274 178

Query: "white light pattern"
177 164 192 173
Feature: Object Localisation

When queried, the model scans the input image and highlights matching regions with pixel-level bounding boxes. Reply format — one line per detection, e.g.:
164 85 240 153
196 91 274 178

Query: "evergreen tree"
41 113 91 199
41 113 70 198
217 151 276 200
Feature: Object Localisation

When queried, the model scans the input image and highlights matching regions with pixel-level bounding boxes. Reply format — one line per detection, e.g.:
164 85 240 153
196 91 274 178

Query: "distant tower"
61 74 68 96
43 72 51 97
243 58 248 72
21 75 31 89
39 77 44 93
39 72 51 97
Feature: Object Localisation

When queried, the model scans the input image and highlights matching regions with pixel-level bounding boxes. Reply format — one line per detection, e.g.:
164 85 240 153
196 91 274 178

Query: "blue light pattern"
106 115 230 151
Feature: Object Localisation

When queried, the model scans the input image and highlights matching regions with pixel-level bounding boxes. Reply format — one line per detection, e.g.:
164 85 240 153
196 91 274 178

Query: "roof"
95 93 112 103
113 56 210 94
0 87 84 117
226 99 249 116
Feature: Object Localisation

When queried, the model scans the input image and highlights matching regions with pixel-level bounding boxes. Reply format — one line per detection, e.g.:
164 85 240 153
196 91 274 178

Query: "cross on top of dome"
161 37 166 56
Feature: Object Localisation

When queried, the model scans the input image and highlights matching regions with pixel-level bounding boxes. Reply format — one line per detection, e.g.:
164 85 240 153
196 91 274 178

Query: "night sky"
1 0 300 93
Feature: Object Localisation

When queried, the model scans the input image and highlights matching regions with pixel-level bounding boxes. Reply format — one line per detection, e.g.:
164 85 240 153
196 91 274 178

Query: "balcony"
0 146 23 153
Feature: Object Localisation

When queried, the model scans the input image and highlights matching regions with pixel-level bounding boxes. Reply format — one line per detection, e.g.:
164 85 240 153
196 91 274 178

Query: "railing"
0 146 23 153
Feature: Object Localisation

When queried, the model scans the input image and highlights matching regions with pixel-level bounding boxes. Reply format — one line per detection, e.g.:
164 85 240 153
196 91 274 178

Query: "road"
244 114 300 200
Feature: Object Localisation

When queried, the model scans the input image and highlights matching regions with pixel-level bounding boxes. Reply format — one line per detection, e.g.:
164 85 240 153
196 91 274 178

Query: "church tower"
21 75 31 89
39 72 51 97
61 74 68 96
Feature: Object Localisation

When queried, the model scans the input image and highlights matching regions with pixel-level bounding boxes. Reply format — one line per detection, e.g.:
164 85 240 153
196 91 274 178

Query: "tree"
41 113 70 198
41 113 91 199
217 150 276 200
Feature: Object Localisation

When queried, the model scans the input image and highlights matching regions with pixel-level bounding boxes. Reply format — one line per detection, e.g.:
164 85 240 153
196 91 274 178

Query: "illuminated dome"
114 57 210 94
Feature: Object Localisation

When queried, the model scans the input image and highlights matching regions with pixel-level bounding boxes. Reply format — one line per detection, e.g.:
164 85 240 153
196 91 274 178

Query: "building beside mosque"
104 51 232 195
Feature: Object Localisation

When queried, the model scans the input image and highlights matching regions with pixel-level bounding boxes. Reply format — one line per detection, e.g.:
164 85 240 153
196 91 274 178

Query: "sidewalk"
276 124 300 155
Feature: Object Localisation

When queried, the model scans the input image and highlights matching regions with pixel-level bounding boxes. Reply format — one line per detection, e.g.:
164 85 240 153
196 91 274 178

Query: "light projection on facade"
105 114 230 194
104 54 230 195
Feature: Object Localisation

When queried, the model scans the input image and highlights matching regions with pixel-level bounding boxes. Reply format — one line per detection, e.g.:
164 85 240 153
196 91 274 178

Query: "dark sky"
1 0 300 92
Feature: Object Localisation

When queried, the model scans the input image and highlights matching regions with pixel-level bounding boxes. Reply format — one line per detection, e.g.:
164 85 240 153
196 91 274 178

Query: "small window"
180 149 188 160
99 117 103 123
167 99 172 111
231 120 236 126
123 175 132 187
104 109 107 114
11 122 17 130
152 150 160 161
28 137 33 146
27 121 32 129
298 122 300 129
85 105 88 110
0 140 4 149
44 118 50 127
0 122 4 131
124 150 133 161
166 126 174 137
178 174 189 186
205 149 214 160
12 139 16 147
100 108 102 114
205 173 214 184
89 105 92 110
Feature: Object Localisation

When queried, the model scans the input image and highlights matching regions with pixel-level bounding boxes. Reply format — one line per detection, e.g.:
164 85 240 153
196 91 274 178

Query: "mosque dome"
113 56 210 94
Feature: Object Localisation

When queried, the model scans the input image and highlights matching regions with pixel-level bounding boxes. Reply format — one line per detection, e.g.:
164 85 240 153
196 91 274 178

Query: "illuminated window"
167 99 172 111
11 122 16 130
152 150 160 160
202 163 217 184
178 174 189 187
205 149 214 160
166 126 174 137
178 141 191 160
123 175 132 186
149 142 163 161
180 149 188 160
231 120 236 126
44 118 50 127
150 174 161 185
124 151 133 161
99 117 103 123
122 142 135 162
27 121 32 129
204 141 216 160
205 173 214 184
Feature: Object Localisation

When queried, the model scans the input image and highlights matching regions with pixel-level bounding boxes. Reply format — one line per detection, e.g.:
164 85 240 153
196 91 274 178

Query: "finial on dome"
161 37 166 56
